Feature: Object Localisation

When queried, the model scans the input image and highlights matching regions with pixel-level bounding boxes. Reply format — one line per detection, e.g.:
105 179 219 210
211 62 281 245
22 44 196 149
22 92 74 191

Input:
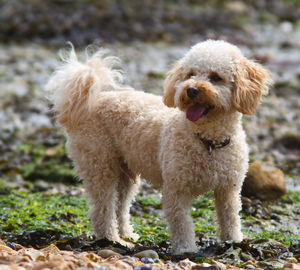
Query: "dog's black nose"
186 87 200 99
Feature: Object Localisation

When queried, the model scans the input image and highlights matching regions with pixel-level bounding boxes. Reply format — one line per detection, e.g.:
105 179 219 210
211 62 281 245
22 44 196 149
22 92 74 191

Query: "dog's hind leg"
214 187 243 242
67 135 122 242
116 161 140 241
83 162 121 242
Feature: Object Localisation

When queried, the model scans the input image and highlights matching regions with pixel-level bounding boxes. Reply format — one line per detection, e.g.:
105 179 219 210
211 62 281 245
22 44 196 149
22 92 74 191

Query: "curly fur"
46 40 272 254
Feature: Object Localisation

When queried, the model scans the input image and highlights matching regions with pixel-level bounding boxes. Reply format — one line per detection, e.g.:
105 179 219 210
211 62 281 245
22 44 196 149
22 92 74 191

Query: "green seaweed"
0 190 91 238
1 188 299 253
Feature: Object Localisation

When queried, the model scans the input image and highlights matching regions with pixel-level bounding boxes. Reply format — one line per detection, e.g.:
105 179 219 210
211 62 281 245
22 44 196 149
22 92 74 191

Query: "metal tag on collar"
208 144 213 155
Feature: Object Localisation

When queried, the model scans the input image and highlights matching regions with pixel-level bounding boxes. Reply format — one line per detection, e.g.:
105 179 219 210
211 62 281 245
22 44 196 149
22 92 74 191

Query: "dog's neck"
184 111 243 142
195 135 231 154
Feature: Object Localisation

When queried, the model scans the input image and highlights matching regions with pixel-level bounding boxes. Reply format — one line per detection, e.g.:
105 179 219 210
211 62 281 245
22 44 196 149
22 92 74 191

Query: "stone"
119 255 137 266
0 244 17 255
140 257 154 264
242 161 287 200
98 249 121 259
178 258 196 268
191 263 211 269
114 260 133 270
133 250 159 260
286 257 298 263
283 263 300 269
82 252 100 263
42 244 60 255
211 260 227 270
20 248 44 261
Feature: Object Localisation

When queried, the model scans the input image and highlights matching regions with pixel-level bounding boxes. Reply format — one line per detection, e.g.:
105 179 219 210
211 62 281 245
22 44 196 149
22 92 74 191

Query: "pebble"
133 250 159 259
134 265 152 270
98 249 121 259
6 243 16 250
244 265 255 269
120 255 137 266
140 257 154 264
178 258 196 268
286 257 298 263
283 263 300 269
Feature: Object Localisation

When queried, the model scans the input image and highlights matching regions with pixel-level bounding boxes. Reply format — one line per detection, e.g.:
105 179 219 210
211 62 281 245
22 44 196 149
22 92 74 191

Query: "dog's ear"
163 63 183 108
233 59 272 115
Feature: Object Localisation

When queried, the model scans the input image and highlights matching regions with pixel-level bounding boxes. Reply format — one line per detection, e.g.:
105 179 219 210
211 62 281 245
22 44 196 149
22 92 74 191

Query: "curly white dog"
46 40 272 254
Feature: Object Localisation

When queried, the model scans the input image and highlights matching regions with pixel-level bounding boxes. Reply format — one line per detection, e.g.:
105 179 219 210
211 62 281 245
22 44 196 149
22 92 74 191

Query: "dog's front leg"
214 187 243 242
162 187 198 254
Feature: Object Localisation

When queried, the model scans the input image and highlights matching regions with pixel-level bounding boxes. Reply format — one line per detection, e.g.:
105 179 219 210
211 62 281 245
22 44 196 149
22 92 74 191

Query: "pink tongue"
186 104 206 122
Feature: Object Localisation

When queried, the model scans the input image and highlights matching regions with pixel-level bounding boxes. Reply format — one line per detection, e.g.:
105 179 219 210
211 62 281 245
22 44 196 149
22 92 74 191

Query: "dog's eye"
209 72 223 83
186 71 196 79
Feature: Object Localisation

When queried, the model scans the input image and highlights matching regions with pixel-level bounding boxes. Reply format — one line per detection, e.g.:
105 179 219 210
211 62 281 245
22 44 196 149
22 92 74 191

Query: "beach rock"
98 249 121 259
283 262 300 269
133 250 159 259
242 161 287 200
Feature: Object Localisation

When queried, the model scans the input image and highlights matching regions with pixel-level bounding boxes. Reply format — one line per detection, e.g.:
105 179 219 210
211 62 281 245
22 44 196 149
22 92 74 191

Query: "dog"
46 40 272 254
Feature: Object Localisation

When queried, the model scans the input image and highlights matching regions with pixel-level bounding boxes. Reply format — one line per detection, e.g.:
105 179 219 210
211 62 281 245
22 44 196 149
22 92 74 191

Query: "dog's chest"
184 138 248 190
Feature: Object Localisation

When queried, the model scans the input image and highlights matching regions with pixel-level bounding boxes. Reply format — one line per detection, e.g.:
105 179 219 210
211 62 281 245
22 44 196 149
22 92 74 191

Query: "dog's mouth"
186 104 212 122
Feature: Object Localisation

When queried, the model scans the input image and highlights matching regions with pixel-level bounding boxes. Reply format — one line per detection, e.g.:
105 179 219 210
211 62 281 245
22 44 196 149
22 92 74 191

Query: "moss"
135 196 162 208
0 190 91 239
282 191 300 204
249 230 300 246
1 188 299 252
133 215 169 245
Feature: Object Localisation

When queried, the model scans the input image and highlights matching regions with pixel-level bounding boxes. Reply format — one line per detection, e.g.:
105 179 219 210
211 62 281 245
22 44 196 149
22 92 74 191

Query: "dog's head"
163 40 272 122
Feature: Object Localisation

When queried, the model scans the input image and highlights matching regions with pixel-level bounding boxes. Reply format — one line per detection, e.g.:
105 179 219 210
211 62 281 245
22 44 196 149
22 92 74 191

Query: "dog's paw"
221 231 243 242
123 232 140 242
120 226 140 242
233 231 243 242
118 239 135 248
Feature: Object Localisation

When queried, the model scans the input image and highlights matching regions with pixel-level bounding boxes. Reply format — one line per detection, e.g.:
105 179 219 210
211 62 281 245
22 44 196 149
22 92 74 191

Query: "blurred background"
0 0 299 191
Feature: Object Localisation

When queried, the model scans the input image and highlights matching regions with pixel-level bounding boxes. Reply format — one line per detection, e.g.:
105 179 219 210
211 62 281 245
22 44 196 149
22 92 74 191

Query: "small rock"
98 249 121 259
283 263 300 269
20 248 44 261
286 257 298 263
0 243 17 254
84 252 100 263
241 260 258 269
6 242 16 250
33 180 50 192
119 255 137 265
140 257 154 264
42 244 60 255
114 260 133 270
134 265 152 270
270 213 280 221
242 161 287 200
211 260 227 270
240 252 254 262
133 250 159 259
178 258 196 268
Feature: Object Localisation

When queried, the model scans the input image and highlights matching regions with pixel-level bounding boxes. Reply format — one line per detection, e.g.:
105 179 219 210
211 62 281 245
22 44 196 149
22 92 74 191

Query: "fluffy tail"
46 45 129 129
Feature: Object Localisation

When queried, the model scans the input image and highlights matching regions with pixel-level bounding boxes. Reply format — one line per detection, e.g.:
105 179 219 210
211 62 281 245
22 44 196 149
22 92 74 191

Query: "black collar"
195 134 231 154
